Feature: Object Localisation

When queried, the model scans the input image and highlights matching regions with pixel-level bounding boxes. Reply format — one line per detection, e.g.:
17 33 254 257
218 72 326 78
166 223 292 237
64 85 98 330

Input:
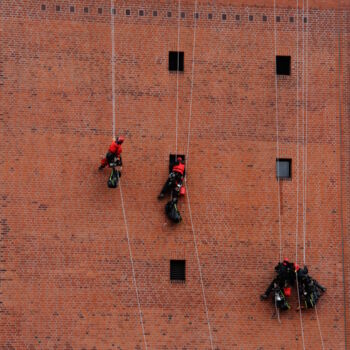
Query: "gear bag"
107 168 120 188
165 200 182 223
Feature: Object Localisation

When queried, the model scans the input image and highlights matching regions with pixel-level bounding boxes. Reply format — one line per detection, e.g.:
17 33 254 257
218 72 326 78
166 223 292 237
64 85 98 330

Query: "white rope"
110 0 116 139
315 304 325 350
183 2 214 348
118 177 148 350
185 180 214 350
295 3 306 350
273 0 283 262
110 4 147 348
175 0 181 156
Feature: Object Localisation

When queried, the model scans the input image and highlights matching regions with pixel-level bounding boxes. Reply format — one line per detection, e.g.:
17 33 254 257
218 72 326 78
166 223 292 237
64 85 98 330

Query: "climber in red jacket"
99 136 124 170
158 156 185 199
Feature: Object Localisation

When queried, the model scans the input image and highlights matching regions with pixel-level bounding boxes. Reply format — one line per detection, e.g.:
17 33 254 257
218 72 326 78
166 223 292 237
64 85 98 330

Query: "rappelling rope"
295 2 306 349
110 2 148 348
175 0 181 157
273 0 283 263
183 2 214 349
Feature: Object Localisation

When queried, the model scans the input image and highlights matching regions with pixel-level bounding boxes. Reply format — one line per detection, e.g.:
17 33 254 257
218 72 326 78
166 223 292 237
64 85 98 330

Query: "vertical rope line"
175 0 181 156
301 0 306 266
185 1 198 166
118 180 148 350
295 4 306 350
315 304 325 350
110 0 116 139
185 186 214 350
337 2 348 348
184 2 214 348
273 0 282 262
109 3 147 348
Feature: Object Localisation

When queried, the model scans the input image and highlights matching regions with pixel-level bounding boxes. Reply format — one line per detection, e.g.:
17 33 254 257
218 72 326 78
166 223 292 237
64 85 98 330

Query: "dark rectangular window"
235 14 240 20
249 15 253 21
98 8 102 14
169 154 185 173
167 11 172 18
170 260 186 282
276 16 281 22
111 8 116 15
139 9 144 16
276 159 291 179
84 7 88 13
41 4 46 11
153 10 157 17
194 13 199 19
56 5 60 12
126 9 130 16
208 13 212 19
169 51 184 72
70 6 75 13
290 17 294 23
222 13 227 20
276 55 291 75
181 12 185 18
304 17 308 23
262 15 267 22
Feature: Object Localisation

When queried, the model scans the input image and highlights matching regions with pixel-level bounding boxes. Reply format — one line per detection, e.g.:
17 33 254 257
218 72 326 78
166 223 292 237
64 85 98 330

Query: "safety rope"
337 0 348 347
175 0 181 156
295 2 306 349
273 0 283 263
183 2 214 349
110 3 148 348
110 0 116 139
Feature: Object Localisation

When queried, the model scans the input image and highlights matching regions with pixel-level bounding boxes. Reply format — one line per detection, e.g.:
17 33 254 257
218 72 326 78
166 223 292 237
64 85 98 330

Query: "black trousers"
160 172 183 198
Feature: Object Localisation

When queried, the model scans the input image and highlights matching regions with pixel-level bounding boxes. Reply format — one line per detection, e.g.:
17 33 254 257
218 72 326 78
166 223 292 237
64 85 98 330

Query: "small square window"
84 7 88 13
208 13 213 20
70 6 75 13
98 8 102 14
111 8 116 15
222 13 227 20
276 159 291 179
41 4 46 11
167 11 172 18
276 55 291 75
181 12 185 18
194 13 199 19
153 10 157 17
290 17 294 23
169 51 184 72
126 9 131 16
139 10 144 16
56 5 60 12
236 14 240 20
262 15 267 21
304 17 308 23
170 260 186 282
276 16 280 22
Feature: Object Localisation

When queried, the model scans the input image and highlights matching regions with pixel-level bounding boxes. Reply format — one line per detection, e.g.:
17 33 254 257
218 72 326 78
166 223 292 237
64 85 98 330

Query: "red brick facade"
1 0 349 348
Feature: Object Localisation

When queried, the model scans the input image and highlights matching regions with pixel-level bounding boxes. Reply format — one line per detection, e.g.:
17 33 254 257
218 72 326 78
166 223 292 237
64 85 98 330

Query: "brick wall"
0 0 349 349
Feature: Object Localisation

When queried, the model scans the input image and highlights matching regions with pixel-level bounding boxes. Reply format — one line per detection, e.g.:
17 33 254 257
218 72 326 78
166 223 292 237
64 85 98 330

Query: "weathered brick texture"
0 0 349 349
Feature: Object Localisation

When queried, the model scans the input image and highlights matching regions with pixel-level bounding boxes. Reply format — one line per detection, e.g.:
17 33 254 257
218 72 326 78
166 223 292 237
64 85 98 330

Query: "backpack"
107 168 120 188
165 200 182 223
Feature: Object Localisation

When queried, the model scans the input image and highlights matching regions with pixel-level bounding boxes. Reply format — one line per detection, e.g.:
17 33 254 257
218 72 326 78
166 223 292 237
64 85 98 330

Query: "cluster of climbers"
260 258 326 311
99 137 186 223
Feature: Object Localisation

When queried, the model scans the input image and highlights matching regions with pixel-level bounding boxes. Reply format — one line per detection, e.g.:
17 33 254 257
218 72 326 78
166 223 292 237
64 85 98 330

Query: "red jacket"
108 141 122 157
172 162 185 175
